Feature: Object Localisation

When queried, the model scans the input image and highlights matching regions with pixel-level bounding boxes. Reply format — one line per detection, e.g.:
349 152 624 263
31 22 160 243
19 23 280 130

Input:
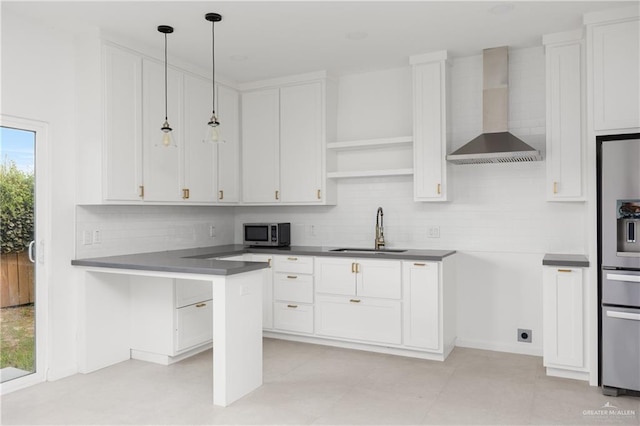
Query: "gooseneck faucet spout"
375 207 385 250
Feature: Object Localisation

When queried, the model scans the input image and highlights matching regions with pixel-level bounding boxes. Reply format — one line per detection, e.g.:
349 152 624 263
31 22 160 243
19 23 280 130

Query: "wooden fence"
0 251 34 308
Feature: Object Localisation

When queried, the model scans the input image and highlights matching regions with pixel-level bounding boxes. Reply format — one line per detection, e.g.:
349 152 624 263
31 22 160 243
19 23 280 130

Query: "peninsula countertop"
71 244 457 275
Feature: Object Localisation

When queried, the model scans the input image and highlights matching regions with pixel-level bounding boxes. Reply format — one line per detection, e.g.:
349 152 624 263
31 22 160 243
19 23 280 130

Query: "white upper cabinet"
544 30 585 201
586 9 640 131
75 33 239 205
240 73 336 205
142 58 184 202
280 82 323 203
241 88 281 203
216 84 241 203
183 74 217 203
411 51 450 202
102 44 144 202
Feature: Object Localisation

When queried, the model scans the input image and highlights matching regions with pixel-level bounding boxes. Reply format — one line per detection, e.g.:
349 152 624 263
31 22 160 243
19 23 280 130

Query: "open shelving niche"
326 136 413 179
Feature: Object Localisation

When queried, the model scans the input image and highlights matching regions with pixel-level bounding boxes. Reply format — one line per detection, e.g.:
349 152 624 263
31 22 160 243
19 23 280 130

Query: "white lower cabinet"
315 295 401 344
130 277 213 364
543 266 586 375
402 261 440 351
272 255 314 334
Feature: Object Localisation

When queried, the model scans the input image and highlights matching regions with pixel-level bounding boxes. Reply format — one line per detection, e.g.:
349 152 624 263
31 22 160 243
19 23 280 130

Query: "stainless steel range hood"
447 46 542 165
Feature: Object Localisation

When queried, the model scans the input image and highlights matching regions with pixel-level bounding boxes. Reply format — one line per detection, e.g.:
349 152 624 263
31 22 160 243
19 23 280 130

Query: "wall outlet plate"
518 328 532 343
427 226 440 238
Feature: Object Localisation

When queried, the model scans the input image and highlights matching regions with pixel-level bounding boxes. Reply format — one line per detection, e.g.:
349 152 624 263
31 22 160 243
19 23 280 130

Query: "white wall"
235 48 589 356
1 9 79 379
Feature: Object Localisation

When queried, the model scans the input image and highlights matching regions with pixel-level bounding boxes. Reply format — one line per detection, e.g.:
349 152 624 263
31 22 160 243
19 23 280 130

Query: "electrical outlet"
310 225 316 237
518 328 532 343
427 226 440 238
82 230 93 245
209 225 216 238
93 230 101 244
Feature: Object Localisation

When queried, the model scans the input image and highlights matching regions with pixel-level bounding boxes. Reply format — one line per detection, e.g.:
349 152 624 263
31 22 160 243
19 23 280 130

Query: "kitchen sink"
329 248 407 254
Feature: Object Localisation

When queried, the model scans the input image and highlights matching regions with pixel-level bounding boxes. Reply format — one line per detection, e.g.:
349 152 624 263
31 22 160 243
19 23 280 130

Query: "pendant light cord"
211 20 216 115
164 32 168 121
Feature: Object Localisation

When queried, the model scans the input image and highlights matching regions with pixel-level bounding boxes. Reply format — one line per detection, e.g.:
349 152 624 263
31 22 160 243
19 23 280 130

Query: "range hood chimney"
447 46 542 165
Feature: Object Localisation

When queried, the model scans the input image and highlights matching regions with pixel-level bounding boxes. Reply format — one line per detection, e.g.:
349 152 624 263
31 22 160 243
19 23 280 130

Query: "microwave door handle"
606 273 640 283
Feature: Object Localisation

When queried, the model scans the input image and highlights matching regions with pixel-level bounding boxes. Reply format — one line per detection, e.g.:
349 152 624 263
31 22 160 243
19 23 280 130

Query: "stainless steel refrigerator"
599 133 640 397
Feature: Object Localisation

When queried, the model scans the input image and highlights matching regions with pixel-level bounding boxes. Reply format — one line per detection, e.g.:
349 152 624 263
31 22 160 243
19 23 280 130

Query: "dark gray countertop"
542 253 590 268
72 244 457 276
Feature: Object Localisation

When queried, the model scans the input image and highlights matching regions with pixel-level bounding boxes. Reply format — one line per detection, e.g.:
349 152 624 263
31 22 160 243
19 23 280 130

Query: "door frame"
0 115 51 393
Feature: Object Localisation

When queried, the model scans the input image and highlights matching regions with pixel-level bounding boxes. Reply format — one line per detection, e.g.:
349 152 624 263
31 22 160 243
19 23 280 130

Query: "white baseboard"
131 343 213 366
546 367 590 382
455 338 543 357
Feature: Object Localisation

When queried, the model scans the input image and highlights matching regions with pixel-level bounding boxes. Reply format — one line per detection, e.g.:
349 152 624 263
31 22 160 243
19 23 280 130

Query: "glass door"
0 116 49 391
0 126 36 382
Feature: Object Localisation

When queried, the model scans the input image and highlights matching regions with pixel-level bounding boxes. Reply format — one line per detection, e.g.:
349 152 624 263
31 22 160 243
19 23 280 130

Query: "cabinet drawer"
175 300 213 352
273 302 314 334
273 255 314 274
274 273 313 303
315 295 401 345
175 279 212 308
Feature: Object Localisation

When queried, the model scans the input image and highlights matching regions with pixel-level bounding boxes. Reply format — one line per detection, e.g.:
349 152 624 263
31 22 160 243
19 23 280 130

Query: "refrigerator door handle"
606 273 640 283
606 310 640 321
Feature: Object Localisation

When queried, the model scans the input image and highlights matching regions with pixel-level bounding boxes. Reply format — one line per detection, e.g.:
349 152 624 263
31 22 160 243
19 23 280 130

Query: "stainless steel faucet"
375 207 385 250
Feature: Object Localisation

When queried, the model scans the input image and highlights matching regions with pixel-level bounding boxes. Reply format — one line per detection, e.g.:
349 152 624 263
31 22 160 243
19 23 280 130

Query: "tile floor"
2 338 639 425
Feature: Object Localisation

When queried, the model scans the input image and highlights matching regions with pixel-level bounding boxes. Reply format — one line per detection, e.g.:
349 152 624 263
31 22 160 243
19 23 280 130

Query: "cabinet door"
280 82 323 203
546 42 584 200
175 300 213 352
242 89 280 203
315 295 401 344
356 259 401 299
183 74 216 202
103 45 143 201
216 85 240 203
413 60 447 201
142 59 184 202
273 302 314 334
175 279 213 308
402 261 440 350
543 267 584 368
314 257 356 295
592 19 640 131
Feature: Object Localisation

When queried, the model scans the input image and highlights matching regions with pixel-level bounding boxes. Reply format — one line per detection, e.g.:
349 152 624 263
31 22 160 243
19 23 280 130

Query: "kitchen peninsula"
73 245 456 406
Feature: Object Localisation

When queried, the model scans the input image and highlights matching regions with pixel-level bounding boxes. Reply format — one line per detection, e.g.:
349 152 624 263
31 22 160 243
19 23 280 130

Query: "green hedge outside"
0 160 34 254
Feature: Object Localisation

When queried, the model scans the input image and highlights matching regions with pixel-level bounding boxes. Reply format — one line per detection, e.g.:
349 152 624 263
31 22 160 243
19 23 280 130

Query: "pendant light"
158 25 176 147
204 13 222 143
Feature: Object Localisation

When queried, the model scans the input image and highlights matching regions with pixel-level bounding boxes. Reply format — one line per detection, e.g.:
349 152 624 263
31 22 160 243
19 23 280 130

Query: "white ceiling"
3 1 635 83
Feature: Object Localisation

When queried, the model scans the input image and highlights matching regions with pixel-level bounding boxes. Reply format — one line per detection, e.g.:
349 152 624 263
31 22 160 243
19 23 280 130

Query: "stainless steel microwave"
243 223 291 247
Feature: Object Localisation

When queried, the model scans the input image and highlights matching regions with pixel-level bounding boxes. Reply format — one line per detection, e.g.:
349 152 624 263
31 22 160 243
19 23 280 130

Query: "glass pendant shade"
161 120 175 147
205 114 220 143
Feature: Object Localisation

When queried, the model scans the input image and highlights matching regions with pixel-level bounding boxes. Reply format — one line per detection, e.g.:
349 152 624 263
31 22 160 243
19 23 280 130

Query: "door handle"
606 310 640 321
606 273 640 283
28 241 36 263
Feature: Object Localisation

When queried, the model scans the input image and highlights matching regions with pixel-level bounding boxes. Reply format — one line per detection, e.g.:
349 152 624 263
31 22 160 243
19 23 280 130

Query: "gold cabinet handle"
275 190 279 200
286 275 297 279
437 183 441 195
139 185 144 198
195 303 206 308
219 190 224 200
355 263 360 273
553 181 558 194
349 299 361 303
317 189 321 200
267 259 272 268
287 304 298 309
414 263 426 266
351 262 356 273
182 188 190 199
558 269 572 273
287 257 298 261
